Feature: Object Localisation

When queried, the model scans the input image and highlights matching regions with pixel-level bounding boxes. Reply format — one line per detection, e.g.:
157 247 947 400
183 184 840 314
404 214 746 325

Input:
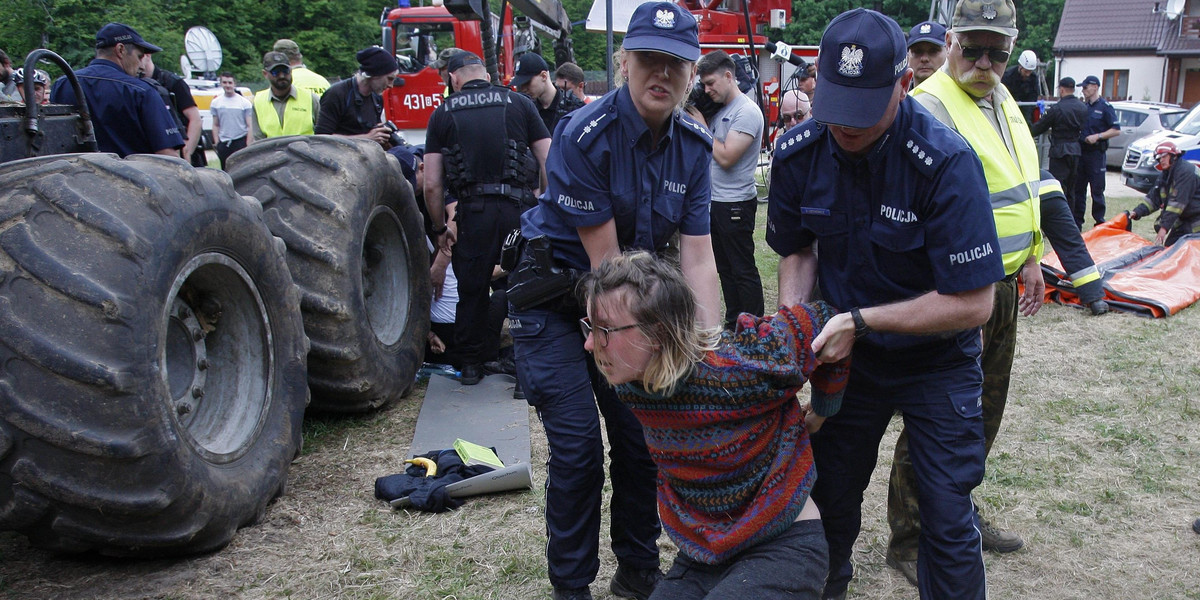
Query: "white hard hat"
1018 50 1037 71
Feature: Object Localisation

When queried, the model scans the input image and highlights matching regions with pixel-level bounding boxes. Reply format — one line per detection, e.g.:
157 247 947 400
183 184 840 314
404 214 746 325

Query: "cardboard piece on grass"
408 372 531 468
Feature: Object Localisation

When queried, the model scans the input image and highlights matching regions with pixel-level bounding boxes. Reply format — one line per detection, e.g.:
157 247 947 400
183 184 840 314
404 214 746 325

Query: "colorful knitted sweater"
616 301 850 565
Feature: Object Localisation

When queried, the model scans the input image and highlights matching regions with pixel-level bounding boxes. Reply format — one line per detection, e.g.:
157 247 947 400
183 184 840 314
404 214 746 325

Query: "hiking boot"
1088 300 1110 316
979 516 1024 553
609 564 662 600
886 554 918 587
483 357 516 375
460 364 482 386
551 586 593 600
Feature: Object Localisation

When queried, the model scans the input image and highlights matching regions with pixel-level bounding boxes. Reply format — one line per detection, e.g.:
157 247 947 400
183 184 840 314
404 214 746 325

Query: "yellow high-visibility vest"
254 89 315 137
915 71 1042 275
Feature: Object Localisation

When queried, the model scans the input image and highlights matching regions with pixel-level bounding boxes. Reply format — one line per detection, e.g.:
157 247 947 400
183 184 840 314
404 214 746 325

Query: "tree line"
1 0 1063 87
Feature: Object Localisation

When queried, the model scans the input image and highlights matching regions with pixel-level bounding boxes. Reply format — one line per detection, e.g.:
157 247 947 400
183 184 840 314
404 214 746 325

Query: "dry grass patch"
1 176 1198 599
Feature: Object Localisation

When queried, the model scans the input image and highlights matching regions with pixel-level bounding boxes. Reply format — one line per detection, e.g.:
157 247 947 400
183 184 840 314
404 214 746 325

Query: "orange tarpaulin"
1041 212 1200 317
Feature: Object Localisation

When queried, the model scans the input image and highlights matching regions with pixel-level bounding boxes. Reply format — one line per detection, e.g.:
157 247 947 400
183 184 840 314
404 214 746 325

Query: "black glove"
1126 210 1139 221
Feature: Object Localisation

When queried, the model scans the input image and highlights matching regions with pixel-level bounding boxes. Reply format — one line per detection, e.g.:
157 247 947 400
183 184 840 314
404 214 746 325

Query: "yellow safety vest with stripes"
254 89 316 138
915 71 1042 275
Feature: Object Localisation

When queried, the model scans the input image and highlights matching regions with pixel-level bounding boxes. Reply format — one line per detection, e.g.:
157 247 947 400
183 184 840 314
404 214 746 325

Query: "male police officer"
50 23 183 157
1032 77 1088 216
423 51 550 386
511 53 585 135
907 21 947 87
1077 74 1120 227
251 52 321 140
316 47 399 146
768 8 1002 599
887 0 1044 582
508 3 721 597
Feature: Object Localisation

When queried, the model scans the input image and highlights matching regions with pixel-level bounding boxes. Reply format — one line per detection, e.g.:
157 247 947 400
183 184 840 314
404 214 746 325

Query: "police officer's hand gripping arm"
423 152 455 251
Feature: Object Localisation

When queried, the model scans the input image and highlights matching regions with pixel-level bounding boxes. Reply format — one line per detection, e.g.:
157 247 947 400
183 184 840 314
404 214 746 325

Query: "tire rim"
362 206 409 347
162 253 273 463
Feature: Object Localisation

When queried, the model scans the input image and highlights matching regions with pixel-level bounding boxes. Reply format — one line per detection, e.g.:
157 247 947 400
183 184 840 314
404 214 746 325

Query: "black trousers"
452 197 521 366
1048 154 1079 224
216 136 247 170
1073 149 1107 227
1040 186 1105 304
711 197 764 328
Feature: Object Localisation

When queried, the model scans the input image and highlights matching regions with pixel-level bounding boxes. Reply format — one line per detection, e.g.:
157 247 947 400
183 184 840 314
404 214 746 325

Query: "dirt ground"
2 172 1198 599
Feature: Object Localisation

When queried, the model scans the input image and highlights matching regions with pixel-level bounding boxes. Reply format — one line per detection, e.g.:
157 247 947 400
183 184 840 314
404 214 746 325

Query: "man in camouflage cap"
887 0 1038 588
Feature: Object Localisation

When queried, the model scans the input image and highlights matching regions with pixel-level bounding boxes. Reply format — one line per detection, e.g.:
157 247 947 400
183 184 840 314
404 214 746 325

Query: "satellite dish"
184 26 223 77
1166 0 1185 20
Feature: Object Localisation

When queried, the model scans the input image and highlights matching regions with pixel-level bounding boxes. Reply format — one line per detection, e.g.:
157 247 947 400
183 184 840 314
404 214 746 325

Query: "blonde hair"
580 251 719 395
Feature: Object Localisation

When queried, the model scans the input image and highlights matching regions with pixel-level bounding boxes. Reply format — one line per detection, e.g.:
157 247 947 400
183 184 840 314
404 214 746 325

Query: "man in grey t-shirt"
691 50 764 327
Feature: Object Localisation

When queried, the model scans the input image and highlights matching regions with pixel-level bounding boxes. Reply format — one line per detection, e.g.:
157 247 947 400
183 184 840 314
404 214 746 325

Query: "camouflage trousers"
886 275 1018 561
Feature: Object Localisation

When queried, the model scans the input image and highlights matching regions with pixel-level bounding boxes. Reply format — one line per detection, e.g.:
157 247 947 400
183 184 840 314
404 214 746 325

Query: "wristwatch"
431 224 448 235
850 307 872 340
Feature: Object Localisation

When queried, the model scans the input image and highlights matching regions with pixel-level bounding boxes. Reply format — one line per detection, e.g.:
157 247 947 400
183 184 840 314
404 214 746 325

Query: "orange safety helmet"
1154 140 1182 171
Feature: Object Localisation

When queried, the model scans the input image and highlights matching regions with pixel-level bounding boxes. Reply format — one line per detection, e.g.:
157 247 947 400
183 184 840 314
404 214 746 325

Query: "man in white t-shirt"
690 50 765 328
209 72 254 169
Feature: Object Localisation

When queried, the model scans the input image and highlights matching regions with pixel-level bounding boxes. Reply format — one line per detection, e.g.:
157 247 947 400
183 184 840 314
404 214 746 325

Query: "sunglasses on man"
960 46 1011 65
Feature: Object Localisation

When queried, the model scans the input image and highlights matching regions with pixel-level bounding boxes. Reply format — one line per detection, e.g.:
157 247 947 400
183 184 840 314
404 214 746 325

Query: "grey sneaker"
609 564 662 600
886 554 918 587
979 516 1024 553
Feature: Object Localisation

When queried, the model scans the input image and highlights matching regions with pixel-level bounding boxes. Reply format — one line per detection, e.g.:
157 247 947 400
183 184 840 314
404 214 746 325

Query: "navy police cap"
95 22 163 53
622 2 700 62
814 8 908 129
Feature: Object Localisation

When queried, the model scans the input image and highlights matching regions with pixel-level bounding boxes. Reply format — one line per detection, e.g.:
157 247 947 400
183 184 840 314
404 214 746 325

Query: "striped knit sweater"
615 301 850 565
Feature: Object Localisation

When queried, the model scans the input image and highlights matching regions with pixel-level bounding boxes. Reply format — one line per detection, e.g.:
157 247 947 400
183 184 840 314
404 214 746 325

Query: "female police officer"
507 3 720 598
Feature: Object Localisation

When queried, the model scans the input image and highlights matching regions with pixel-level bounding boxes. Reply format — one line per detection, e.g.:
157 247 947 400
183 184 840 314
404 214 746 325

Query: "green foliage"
0 0 384 86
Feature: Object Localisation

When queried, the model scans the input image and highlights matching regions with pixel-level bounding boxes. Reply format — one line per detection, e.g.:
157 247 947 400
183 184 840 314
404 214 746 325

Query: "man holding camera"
688 50 764 328
316 46 400 147
424 51 550 385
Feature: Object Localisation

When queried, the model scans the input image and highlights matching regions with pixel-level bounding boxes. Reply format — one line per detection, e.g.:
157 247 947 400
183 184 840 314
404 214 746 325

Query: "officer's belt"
460 183 534 203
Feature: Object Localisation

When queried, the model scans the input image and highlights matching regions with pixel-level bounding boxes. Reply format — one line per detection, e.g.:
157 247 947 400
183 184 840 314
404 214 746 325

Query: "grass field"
1 173 1197 599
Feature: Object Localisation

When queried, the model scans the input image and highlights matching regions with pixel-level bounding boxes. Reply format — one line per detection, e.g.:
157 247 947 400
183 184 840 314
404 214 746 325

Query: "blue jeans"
510 306 661 589
811 356 987 600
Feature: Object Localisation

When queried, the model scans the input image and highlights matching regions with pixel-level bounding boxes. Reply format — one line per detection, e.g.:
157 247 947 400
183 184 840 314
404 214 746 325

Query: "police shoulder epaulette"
901 127 946 178
774 120 823 161
568 102 619 149
677 112 713 146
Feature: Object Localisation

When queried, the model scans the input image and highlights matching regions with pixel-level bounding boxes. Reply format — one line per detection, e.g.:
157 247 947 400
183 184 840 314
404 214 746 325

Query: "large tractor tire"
228 136 431 412
0 153 309 556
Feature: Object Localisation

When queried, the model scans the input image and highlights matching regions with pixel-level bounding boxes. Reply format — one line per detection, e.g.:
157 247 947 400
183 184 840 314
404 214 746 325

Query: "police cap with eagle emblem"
907 21 947 49
621 1 700 62
951 0 1018 38
813 8 909 129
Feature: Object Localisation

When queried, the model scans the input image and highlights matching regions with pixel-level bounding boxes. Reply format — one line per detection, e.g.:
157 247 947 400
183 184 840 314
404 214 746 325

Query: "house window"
1103 70 1129 101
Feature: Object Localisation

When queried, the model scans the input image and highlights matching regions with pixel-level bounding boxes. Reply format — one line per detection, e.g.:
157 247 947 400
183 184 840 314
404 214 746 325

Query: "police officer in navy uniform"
507 3 721 598
423 51 550 386
50 23 183 157
767 9 1002 600
1076 74 1121 228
